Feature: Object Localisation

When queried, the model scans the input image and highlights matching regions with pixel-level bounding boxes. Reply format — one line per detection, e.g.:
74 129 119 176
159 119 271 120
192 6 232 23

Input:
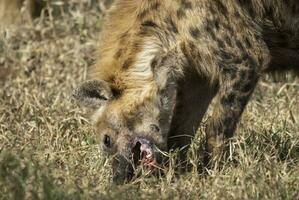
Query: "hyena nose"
132 138 155 166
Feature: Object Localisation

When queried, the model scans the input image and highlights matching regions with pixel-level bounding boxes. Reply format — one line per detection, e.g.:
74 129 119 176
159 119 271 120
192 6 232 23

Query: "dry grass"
0 1 299 199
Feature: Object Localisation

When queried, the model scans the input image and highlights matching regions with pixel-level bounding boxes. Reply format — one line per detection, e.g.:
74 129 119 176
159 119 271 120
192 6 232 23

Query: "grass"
0 1 299 199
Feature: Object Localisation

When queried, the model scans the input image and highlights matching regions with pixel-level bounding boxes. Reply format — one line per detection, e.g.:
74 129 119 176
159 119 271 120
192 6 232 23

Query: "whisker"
168 134 194 139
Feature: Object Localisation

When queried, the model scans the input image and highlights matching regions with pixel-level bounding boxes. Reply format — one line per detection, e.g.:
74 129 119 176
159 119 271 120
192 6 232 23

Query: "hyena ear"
72 80 113 108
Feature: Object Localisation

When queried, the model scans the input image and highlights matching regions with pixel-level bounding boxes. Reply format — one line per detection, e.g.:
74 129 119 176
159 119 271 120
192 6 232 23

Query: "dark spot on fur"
221 67 237 77
234 11 241 18
205 23 216 39
216 1 228 15
214 20 220 30
232 81 241 91
224 35 233 47
217 38 225 48
239 70 247 80
138 28 151 37
236 40 244 51
122 58 134 69
188 41 197 50
257 57 264 65
151 2 161 10
205 24 212 33
111 87 122 98
242 54 258 68
230 70 237 79
150 58 159 70
247 69 257 80
185 41 201 62
232 58 243 65
244 37 252 48
159 55 170 67
220 50 233 60
248 7 255 16
132 41 141 51
221 93 236 105
247 56 258 67
177 8 186 19
107 75 116 83
207 19 220 30
138 10 148 19
166 17 178 33
232 71 257 92
181 1 192 9
223 23 234 33
119 31 129 41
141 20 158 28
138 2 160 19
114 49 123 59
189 26 200 39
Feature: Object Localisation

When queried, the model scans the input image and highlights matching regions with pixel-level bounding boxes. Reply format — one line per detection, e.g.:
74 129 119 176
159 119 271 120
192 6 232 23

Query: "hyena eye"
103 135 112 148
150 124 160 133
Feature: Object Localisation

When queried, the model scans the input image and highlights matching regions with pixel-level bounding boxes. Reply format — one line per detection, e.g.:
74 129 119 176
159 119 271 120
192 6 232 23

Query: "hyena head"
72 0 184 184
73 45 178 183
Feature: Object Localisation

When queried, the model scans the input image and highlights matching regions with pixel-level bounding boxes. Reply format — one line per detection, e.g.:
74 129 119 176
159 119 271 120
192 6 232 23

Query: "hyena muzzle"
73 0 299 183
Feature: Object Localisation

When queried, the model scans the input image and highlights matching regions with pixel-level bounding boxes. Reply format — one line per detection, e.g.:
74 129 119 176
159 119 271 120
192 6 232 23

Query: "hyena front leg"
205 50 268 165
152 44 217 167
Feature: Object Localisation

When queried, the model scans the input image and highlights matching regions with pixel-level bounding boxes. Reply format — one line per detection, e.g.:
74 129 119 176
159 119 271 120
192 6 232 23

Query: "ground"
0 1 299 199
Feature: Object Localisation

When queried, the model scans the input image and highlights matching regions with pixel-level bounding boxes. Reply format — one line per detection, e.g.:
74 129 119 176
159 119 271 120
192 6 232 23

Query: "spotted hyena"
73 0 299 183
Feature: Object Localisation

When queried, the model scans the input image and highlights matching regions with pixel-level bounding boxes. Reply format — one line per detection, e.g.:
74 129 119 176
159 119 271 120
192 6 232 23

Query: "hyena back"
74 0 299 183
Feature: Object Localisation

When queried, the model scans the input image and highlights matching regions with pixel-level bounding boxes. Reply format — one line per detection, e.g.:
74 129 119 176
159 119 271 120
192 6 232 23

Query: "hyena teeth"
146 153 152 159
